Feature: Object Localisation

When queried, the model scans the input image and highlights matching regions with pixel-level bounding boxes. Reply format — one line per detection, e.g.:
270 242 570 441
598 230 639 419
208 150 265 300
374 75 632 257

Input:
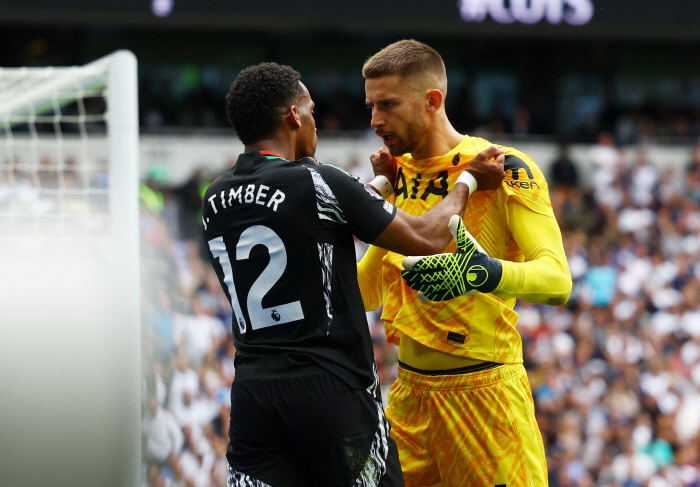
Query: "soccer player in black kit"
202 62 505 486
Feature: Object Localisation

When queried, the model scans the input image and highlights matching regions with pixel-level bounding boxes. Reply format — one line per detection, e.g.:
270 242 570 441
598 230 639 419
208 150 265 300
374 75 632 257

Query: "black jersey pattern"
202 151 396 391
317 241 334 332
306 165 347 224
357 360 391 486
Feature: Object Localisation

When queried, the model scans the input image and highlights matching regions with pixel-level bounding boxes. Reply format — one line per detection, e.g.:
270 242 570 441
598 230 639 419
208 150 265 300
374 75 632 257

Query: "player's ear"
426 89 444 113
288 105 302 129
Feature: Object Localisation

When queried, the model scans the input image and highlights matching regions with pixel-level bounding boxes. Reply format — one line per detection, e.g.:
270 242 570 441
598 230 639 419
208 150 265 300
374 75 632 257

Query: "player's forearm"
492 249 572 305
372 182 470 256
411 182 471 253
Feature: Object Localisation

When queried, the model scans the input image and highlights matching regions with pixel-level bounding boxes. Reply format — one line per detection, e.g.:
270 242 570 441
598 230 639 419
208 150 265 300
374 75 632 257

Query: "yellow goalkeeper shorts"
386 363 548 487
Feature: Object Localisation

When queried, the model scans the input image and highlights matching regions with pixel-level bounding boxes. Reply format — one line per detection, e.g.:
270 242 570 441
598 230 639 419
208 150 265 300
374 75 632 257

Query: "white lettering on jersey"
267 190 285 212
245 185 255 203
209 185 287 218
208 194 218 214
229 186 242 205
256 185 269 205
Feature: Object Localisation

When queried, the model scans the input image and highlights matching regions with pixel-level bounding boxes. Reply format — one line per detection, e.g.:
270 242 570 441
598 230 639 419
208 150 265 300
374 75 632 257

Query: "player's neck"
409 118 463 161
245 135 296 161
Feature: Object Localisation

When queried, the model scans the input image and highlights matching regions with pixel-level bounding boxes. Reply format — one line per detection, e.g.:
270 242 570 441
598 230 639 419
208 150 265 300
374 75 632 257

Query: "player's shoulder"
300 160 365 196
459 135 494 153
491 143 547 187
453 136 544 182
491 142 553 215
503 151 544 185
203 168 232 200
300 158 360 181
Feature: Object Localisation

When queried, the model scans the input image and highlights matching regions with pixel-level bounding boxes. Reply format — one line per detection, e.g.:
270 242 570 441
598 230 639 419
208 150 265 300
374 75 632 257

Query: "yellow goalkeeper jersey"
374 135 557 364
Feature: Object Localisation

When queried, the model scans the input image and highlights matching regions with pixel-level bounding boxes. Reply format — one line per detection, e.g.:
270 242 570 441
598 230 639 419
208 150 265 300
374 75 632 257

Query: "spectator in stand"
141 166 167 215
629 146 659 209
512 106 531 138
175 168 205 242
148 284 177 366
173 294 225 368
142 393 184 466
686 144 700 204
168 354 199 414
551 141 580 189
179 430 215 487
589 131 623 212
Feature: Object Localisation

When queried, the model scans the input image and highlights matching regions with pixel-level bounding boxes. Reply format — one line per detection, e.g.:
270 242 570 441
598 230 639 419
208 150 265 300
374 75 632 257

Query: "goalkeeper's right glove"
401 215 502 301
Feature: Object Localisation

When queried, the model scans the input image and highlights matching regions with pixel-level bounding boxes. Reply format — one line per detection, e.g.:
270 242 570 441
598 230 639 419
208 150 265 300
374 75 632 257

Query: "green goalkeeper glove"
401 215 503 301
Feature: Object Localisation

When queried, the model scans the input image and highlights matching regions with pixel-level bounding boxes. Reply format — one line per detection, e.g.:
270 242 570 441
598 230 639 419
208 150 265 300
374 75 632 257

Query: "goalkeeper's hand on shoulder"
401 215 502 302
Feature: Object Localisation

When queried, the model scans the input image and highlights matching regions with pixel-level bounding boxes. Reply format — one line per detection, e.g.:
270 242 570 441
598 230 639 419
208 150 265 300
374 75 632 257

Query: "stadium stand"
135 136 700 487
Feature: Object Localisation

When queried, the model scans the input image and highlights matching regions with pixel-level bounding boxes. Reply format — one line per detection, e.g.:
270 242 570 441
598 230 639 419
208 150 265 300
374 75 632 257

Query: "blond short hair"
362 39 446 90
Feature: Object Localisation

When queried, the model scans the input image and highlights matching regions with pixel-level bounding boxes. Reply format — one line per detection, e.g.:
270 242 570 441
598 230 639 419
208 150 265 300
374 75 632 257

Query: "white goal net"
1 58 112 258
0 51 140 487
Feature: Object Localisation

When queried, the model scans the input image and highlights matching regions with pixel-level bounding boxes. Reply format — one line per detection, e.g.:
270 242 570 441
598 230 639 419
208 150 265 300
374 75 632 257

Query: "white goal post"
0 51 140 487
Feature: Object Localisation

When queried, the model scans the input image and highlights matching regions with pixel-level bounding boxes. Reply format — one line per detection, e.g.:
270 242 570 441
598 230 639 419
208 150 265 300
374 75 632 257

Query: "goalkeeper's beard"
384 115 428 157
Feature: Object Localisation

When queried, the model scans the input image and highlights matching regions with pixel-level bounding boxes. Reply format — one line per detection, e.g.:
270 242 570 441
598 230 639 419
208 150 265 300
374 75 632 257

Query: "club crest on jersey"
271 310 281 322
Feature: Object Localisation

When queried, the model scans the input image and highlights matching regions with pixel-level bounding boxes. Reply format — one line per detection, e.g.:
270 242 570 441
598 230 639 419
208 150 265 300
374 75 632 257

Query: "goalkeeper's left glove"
401 215 503 301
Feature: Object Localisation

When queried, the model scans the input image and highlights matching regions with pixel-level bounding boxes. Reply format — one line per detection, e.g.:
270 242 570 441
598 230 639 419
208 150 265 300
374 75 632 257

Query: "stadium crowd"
140 136 700 487
139 74 700 146
136 67 700 146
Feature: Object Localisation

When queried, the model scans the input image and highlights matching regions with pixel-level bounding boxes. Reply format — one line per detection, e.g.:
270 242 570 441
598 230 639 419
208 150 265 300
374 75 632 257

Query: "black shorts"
226 371 404 487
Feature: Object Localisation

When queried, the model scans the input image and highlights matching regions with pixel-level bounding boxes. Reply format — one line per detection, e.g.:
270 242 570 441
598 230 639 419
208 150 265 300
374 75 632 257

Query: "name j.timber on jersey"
202 183 286 229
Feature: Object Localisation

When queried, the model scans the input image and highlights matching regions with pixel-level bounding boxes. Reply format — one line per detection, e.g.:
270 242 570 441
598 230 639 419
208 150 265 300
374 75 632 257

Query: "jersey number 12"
208 225 304 334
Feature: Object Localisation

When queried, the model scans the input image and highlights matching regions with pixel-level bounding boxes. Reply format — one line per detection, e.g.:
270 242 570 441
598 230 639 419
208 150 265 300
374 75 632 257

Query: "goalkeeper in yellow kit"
358 40 572 487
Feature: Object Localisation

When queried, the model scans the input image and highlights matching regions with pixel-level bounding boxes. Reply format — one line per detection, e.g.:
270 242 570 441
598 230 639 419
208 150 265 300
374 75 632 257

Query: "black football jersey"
202 150 396 390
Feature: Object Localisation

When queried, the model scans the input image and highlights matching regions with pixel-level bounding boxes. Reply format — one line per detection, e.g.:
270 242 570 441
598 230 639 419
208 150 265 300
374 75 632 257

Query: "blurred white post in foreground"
0 50 140 487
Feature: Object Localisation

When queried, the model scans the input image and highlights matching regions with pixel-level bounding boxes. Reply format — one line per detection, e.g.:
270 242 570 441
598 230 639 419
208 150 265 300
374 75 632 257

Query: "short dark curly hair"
225 62 304 145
